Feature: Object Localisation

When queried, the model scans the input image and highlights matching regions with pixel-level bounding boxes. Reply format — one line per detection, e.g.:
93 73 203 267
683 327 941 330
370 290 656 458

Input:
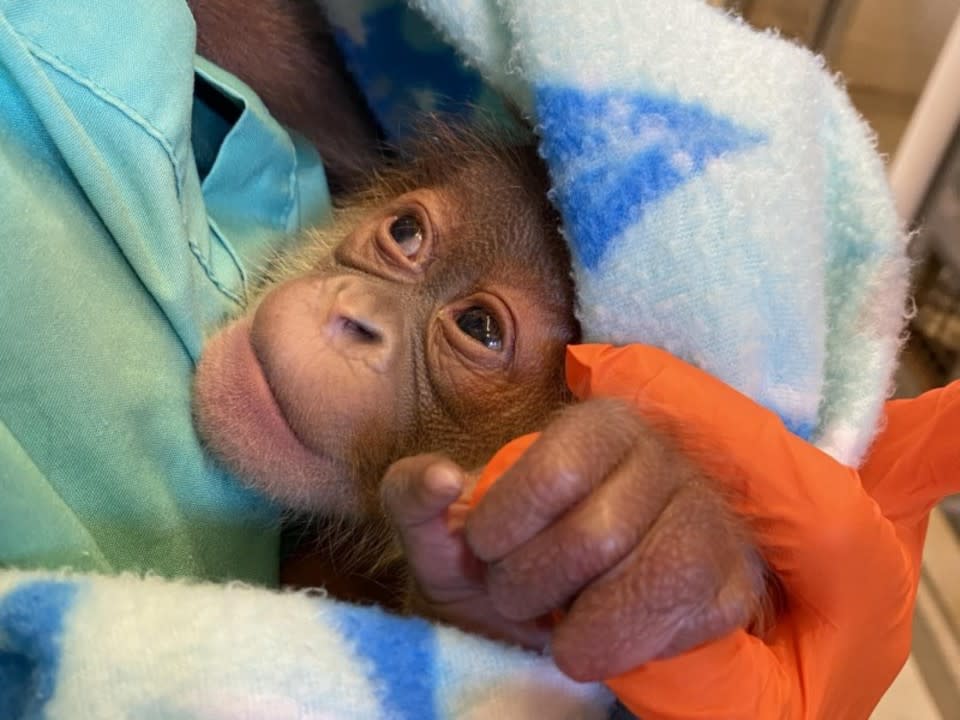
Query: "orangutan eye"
456 306 503 351
388 215 424 256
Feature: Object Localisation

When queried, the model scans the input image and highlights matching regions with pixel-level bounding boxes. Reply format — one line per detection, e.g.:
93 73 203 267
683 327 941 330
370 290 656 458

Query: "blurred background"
709 2 960 718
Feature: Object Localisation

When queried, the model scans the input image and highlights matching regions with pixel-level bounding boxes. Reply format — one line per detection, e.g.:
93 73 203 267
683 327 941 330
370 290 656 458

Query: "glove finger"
861 382 960 523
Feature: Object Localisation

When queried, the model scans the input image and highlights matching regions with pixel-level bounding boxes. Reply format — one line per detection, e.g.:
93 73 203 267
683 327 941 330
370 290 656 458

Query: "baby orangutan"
192 125 766 682
193 126 576 514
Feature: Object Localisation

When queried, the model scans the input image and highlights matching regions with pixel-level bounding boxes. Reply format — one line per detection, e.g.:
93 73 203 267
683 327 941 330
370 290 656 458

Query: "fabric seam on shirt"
207 217 247 306
16 33 247 306
0 416 113 572
193 62 300 235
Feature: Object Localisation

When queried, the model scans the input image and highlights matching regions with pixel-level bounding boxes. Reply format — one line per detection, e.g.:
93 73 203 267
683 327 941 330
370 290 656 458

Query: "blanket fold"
325 0 910 465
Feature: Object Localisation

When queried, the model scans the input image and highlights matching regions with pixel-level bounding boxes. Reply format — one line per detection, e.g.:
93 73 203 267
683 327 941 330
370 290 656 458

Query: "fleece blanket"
0 571 611 719
325 0 910 466
0 0 909 717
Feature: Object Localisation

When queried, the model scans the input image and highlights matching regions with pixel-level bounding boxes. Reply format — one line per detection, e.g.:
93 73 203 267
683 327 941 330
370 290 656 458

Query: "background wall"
709 3 960 718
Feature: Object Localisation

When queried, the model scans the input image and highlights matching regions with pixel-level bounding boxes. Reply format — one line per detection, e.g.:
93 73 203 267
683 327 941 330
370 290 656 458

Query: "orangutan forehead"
369 122 550 204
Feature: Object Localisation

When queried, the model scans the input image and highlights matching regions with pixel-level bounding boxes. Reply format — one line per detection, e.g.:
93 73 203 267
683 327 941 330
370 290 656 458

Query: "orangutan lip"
233 319 332 464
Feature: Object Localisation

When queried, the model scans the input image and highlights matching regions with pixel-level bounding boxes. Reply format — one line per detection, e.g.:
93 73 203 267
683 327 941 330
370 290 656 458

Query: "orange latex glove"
472 344 960 720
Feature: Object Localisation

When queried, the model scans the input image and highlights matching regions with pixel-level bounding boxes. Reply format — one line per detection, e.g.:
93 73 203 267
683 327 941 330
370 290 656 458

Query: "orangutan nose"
321 277 403 367
334 313 383 345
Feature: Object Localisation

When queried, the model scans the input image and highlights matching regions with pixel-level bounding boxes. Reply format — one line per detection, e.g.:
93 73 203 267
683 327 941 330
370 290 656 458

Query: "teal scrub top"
0 0 333 583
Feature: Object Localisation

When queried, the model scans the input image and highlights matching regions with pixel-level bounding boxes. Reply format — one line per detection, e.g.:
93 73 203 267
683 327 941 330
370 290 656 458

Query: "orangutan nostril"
341 316 383 344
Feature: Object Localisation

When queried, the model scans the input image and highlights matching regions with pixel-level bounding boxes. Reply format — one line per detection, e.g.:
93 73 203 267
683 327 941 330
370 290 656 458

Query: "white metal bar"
810 0 861 57
889 10 960 225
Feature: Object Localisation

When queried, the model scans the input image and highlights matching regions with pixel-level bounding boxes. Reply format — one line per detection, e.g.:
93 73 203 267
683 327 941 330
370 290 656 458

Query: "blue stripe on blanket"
331 601 439 720
535 85 764 269
0 579 78 719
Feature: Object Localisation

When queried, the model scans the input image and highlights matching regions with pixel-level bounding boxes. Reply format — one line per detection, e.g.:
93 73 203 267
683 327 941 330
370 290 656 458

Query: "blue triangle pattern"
536 86 765 269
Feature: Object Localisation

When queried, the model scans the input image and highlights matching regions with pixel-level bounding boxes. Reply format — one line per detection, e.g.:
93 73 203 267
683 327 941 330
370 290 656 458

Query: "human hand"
387 342 960 719
561 344 950 720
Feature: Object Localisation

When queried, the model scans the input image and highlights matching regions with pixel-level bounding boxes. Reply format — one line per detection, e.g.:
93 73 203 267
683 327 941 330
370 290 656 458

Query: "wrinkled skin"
384 399 767 680
190 0 769 682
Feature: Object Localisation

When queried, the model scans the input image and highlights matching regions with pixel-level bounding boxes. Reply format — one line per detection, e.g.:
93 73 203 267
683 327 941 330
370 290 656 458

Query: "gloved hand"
550 344 959 719
385 342 959 719
384 394 766 678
